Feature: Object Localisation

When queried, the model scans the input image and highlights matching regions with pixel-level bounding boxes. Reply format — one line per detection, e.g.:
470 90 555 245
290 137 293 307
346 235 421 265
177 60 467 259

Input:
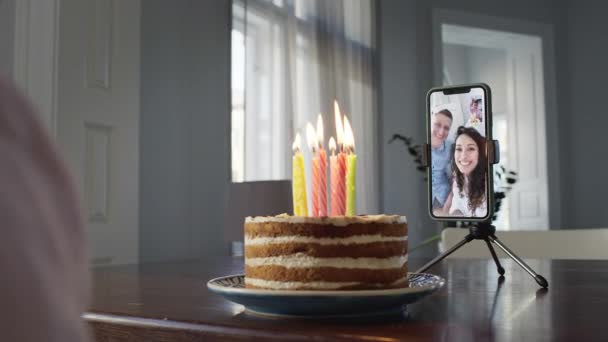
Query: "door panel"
56 0 140 265
506 38 549 230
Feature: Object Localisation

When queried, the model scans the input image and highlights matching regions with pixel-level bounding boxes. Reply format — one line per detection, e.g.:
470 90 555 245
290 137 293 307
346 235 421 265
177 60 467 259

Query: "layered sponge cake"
244 214 408 290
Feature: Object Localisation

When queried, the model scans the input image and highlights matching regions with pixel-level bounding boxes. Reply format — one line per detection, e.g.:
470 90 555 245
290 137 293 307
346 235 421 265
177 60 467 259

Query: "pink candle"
311 155 320 216
336 150 347 215
307 123 320 217
332 101 348 216
318 147 328 216
316 115 328 216
329 137 345 216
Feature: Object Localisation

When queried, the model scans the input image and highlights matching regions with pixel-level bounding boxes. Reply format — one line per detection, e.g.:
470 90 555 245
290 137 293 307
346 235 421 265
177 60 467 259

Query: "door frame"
13 0 60 135
432 9 561 229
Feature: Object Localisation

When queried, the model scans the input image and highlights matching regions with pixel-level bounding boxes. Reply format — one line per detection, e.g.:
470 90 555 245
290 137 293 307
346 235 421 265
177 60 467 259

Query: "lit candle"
292 133 308 216
343 115 357 216
329 137 343 216
317 114 328 217
332 101 347 216
306 123 320 217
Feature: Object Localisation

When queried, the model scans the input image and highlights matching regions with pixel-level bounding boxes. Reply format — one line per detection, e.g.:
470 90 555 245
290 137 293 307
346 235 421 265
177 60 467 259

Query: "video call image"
429 87 488 218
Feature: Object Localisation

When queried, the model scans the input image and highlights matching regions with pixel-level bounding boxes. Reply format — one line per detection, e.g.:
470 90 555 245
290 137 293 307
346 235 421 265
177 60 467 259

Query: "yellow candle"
346 154 357 216
292 133 308 216
343 115 356 216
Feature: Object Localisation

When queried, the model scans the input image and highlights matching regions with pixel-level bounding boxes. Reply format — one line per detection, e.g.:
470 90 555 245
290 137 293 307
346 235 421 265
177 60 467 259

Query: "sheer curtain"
232 0 378 214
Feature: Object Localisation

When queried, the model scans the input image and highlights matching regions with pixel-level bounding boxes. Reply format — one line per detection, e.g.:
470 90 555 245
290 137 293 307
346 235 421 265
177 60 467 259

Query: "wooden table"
86 257 608 341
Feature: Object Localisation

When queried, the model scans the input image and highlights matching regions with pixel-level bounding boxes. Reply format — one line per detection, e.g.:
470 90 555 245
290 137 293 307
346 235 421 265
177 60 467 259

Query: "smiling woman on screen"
441 126 488 217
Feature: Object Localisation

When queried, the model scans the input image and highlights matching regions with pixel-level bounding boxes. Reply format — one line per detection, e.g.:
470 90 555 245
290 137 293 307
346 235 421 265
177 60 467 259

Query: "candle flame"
306 122 318 152
329 137 336 154
292 133 301 153
334 100 344 146
343 115 355 152
316 114 324 148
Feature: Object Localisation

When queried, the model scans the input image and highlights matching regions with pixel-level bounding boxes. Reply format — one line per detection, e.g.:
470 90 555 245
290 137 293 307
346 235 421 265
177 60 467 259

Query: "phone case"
425 83 494 222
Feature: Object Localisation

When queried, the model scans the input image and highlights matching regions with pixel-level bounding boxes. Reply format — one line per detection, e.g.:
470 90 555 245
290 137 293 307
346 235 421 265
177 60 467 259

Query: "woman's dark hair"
451 126 487 213
435 109 453 121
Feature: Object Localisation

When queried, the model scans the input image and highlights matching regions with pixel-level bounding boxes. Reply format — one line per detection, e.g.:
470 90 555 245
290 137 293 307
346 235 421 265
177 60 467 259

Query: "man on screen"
430 109 454 210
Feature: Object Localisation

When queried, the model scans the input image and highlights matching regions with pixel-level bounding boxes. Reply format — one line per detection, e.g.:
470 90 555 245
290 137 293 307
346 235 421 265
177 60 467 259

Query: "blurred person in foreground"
0 76 90 341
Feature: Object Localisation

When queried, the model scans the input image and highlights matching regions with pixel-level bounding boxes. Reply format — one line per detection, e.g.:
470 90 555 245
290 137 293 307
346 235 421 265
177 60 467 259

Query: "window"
231 0 378 213
231 0 289 182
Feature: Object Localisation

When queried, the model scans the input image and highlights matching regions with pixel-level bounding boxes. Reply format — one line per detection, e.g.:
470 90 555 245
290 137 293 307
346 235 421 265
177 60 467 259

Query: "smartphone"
426 83 493 221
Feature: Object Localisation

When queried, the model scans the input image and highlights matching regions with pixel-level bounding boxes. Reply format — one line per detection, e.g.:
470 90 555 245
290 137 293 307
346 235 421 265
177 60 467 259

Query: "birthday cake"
244 214 408 290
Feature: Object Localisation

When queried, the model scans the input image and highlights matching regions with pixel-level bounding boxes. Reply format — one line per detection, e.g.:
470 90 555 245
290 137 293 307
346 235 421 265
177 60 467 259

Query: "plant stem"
410 233 441 253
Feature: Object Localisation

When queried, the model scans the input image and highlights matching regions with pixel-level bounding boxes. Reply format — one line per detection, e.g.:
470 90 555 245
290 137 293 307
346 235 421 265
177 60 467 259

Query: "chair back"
440 228 608 259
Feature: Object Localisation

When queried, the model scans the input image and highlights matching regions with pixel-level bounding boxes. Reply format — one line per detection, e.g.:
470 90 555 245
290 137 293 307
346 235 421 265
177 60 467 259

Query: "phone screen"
428 85 490 220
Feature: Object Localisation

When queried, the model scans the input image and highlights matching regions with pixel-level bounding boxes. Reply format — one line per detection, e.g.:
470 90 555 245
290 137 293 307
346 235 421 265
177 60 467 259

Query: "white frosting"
246 254 408 269
245 234 408 246
245 278 359 290
245 276 409 290
245 214 407 226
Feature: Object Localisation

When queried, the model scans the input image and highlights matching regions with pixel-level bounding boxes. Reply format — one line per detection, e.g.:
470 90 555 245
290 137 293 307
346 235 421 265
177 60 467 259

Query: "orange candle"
317 115 328 216
306 123 320 216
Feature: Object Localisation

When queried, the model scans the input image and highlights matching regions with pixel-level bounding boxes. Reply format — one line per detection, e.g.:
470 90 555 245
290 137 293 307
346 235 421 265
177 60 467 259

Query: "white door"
441 24 550 230
504 35 549 230
56 0 140 265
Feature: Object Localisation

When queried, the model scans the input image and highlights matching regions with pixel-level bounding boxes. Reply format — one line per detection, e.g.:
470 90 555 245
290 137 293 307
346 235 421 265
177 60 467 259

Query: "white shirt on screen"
449 179 487 217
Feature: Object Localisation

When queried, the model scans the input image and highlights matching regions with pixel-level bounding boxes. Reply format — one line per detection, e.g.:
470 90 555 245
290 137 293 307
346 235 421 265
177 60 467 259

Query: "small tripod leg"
488 235 548 288
484 239 505 276
415 234 473 274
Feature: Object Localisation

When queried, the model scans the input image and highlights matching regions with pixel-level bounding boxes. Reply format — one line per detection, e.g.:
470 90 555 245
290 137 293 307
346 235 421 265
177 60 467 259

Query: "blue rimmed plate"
207 273 445 317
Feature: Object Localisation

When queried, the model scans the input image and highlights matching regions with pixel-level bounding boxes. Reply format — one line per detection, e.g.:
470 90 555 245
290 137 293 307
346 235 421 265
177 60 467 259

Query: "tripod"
415 222 549 288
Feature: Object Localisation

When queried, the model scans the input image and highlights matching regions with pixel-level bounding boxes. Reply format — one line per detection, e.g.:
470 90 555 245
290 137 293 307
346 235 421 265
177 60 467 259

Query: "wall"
379 0 438 258
0 0 14 77
141 0 301 262
563 0 608 228
140 0 230 261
